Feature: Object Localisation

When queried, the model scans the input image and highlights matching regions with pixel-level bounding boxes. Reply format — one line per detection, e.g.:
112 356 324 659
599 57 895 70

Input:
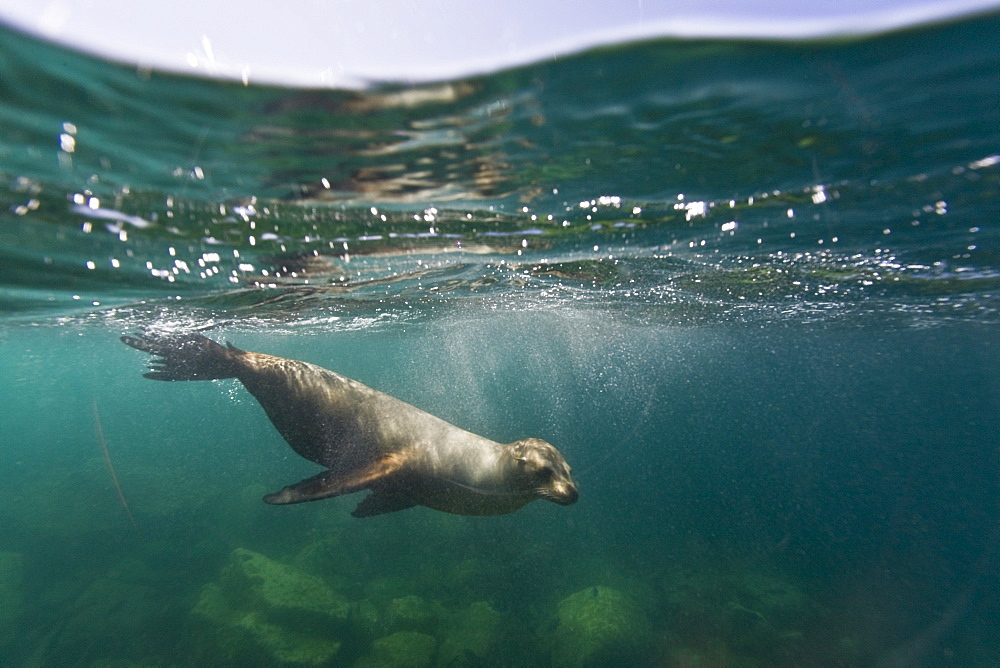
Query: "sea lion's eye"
538 466 554 480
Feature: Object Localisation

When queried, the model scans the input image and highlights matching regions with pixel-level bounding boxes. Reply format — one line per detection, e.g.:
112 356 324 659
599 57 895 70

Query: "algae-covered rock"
661 566 820 664
189 548 349 665
354 631 437 668
351 598 386 639
221 547 351 630
192 583 341 665
386 595 444 635
731 572 812 628
293 534 358 586
30 565 174 666
363 575 414 602
724 572 816 659
437 601 504 666
548 585 651 667
0 552 25 646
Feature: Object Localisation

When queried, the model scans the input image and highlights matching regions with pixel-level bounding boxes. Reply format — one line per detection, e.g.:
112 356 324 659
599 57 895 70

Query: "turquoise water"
1 11 999 666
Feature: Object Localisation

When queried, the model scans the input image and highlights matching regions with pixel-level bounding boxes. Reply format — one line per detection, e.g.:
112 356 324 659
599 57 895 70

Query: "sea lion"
121 332 577 517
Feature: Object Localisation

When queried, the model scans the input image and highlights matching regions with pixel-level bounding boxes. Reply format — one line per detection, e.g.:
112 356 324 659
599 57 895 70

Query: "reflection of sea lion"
121 333 577 517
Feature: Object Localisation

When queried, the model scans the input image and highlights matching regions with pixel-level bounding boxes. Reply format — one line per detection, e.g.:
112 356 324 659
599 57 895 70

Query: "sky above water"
0 0 997 86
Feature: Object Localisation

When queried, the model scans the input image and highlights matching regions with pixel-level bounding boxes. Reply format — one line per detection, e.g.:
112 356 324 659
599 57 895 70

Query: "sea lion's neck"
422 432 517 492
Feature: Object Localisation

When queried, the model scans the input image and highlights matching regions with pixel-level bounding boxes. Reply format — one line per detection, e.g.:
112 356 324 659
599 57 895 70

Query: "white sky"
1 0 996 87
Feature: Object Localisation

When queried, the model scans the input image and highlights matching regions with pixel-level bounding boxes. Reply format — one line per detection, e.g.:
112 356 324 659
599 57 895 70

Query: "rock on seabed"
548 585 651 667
189 548 350 665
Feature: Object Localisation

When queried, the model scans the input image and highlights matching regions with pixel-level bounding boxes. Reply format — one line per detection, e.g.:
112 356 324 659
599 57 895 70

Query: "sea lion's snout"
550 480 579 505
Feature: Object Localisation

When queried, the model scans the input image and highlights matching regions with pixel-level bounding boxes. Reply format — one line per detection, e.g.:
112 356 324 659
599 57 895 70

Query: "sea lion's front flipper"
263 453 406 505
351 491 417 518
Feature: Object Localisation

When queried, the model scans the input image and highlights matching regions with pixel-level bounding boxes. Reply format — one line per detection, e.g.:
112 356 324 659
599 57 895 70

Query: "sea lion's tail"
121 332 244 381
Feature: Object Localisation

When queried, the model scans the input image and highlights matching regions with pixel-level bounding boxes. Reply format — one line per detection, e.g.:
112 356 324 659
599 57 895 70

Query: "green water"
1 11 999 667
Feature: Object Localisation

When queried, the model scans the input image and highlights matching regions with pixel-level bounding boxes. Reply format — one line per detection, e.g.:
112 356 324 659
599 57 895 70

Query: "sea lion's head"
509 437 578 506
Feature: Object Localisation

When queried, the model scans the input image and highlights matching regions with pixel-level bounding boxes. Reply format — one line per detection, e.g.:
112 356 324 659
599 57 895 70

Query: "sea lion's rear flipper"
121 332 243 381
351 492 417 518
263 453 406 505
